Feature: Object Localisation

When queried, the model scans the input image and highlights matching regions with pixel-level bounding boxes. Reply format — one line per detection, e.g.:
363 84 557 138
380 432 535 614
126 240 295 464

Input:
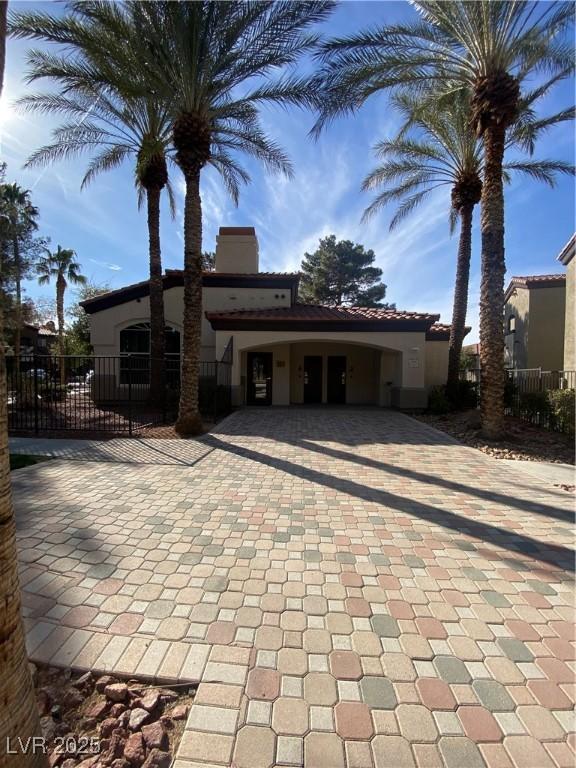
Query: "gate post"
128 355 133 437
33 355 39 435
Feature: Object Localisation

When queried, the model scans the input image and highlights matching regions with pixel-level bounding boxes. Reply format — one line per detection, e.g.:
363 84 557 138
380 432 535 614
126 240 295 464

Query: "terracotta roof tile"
505 273 566 300
206 304 439 323
509 273 566 285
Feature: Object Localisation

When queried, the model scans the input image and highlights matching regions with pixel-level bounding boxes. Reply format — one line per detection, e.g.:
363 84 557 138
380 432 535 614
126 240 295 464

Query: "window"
119 323 180 385
507 315 516 333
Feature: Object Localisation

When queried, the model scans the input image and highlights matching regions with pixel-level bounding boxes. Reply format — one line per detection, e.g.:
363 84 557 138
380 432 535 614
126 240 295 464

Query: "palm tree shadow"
203 434 574 573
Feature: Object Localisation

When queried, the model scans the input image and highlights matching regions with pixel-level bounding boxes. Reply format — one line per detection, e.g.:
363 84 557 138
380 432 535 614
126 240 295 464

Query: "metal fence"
7 352 232 436
461 367 575 434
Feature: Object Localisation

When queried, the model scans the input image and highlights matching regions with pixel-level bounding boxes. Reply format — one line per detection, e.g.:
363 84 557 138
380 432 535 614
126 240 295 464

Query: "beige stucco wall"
424 340 450 388
217 330 426 408
288 342 382 405
504 287 529 369
238 341 397 407
563 258 575 370
505 284 566 370
218 330 426 385
526 286 565 370
89 285 292 361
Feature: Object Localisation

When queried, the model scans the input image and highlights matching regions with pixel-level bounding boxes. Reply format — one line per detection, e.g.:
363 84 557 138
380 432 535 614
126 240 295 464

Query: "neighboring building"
557 234 575 370
81 226 466 409
462 342 480 370
504 273 566 370
6 322 58 355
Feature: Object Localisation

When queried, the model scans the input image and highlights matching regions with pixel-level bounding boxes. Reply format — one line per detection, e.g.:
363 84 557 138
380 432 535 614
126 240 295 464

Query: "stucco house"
81 226 461 409
504 273 566 370
557 234 575 370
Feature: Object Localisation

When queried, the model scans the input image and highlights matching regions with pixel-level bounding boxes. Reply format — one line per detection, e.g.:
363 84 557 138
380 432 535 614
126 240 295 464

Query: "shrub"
518 391 550 420
548 388 575 435
450 380 479 410
504 377 517 409
428 385 451 414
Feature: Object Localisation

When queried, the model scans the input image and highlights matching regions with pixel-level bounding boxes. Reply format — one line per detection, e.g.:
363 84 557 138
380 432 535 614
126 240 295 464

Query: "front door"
247 352 272 405
327 355 347 404
303 356 323 404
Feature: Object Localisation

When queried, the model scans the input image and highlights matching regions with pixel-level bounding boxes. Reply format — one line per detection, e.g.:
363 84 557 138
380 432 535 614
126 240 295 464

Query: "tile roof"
206 304 440 332
505 273 566 300
425 322 471 341
206 304 439 322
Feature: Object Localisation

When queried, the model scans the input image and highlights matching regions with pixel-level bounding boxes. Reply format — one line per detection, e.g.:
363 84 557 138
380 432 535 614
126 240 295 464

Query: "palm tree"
129 0 334 435
0 183 39 356
0 3 47 763
315 0 574 438
37 246 86 374
10 2 176 402
363 88 574 399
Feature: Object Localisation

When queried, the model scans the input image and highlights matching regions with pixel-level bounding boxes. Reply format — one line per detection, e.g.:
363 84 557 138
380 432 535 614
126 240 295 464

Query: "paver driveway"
13 408 575 768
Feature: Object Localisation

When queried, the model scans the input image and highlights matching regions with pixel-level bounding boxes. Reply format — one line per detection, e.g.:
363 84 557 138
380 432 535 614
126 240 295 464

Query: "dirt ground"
415 409 575 465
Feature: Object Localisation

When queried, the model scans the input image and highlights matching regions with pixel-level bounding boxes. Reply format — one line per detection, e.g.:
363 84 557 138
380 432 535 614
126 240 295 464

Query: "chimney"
215 227 259 274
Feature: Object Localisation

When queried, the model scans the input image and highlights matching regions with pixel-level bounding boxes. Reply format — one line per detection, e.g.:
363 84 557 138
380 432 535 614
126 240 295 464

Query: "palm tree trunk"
0 1 6 95
175 170 204 435
146 186 165 404
447 203 474 398
13 235 21 359
56 279 66 386
0 296 47 767
479 124 507 440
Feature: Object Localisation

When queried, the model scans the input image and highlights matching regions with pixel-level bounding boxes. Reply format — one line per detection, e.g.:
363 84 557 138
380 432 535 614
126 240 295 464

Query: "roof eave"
206 317 438 333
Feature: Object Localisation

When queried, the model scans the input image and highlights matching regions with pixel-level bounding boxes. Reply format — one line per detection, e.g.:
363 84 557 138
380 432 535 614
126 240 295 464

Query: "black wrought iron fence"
461 367 575 434
6 353 232 435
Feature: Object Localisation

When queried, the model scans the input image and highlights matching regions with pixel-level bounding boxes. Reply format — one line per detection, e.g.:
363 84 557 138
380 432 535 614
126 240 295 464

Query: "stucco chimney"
215 227 259 273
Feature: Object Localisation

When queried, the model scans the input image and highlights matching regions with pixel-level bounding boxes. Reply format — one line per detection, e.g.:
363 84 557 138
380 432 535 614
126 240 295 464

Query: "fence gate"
7 353 232 436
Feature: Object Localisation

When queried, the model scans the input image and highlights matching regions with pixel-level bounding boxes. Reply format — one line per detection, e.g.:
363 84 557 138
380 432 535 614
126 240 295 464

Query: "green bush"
428 385 451 414
504 377 517 409
548 388 575 435
518 391 550 420
450 380 479 410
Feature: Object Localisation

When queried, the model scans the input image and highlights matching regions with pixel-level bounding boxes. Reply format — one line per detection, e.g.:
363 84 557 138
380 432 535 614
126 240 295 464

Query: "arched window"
119 323 180 384
507 315 516 333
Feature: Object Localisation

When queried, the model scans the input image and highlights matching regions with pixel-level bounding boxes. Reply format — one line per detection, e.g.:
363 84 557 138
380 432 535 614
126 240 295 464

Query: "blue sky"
1 1 574 342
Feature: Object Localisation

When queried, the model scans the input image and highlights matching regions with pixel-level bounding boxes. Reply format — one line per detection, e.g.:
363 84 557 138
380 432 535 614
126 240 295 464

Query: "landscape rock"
100 729 127 766
84 700 109 719
100 718 118 739
128 708 150 731
157 689 178 703
77 759 98 768
79 717 96 732
105 683 128 703
123 732 146 765
62 687 84 709
40 715 57 742
159 717 173 731
95 676 116 694
138 691 161 713
48 751 63 767
141 722 167 751
72 672 93 690
61 760 77 768
37 688 53 716
169 704 188 721
110 704 126 718
141 750 172 768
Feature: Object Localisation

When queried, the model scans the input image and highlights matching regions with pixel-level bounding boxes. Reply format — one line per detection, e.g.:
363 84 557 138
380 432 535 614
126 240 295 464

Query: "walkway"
13 408 575 768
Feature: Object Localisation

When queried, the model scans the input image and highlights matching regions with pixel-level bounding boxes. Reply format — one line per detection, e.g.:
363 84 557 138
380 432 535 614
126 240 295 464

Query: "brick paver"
13 408 575 767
